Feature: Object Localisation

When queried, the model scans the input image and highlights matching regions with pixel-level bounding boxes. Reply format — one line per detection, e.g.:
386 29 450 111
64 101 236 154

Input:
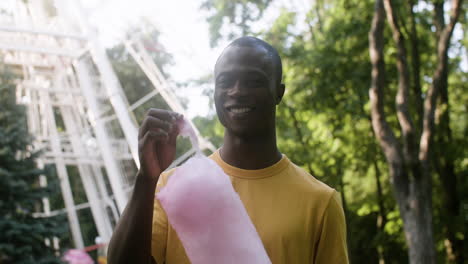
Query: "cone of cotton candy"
156 118 271 264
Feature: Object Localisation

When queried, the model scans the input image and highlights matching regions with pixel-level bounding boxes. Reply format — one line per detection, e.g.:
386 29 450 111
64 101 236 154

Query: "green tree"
201 0 273 47
0 67 67 263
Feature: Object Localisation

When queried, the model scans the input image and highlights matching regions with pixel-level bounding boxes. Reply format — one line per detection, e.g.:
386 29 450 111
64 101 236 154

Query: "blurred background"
0 0 466 263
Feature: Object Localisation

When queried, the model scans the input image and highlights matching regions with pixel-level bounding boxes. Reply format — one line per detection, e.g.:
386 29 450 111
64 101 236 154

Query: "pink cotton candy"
156 119 271 264
62 249 94 264
176 118 199 152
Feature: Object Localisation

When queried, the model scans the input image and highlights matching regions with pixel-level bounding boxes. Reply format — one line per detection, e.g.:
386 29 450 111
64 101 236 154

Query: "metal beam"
75 59 129 213
41 157 104 166
128 89 159 112
0 25 86 40
39 88 84 249
60 103 113 240
0 43 85 57
32 201 92 218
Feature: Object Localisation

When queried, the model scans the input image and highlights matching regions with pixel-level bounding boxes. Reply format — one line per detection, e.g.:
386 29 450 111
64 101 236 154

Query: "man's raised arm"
107 109 181 264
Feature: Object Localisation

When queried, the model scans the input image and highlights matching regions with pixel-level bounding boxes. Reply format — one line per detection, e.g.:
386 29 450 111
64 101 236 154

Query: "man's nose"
228 80 247 97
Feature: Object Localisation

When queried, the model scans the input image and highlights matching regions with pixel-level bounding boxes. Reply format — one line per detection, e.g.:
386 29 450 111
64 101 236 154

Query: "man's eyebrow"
216 69 269 80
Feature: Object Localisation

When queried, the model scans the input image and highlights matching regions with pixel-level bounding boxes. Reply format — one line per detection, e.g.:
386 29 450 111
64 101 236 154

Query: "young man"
108 36 349 264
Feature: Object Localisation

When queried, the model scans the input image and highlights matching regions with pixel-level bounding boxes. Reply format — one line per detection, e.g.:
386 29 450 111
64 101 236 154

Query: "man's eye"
216 81 227 88
217 78 232 88
246 79 264 87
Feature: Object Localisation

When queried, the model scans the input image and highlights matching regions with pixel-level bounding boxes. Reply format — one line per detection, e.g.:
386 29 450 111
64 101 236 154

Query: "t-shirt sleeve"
314 191 349 264
151 172 169 263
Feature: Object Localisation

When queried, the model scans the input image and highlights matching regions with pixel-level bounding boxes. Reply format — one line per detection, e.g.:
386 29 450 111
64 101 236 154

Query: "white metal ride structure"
0 0 215 250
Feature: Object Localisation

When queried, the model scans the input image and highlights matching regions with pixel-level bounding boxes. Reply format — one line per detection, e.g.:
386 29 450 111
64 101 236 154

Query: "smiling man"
107 36 349 264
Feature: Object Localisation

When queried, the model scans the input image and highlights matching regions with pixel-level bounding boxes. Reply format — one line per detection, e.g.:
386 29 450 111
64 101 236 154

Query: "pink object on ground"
62 249 94 264
156 118 271 264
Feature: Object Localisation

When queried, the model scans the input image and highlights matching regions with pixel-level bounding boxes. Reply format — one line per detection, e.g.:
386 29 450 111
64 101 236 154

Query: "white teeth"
230 107 252 114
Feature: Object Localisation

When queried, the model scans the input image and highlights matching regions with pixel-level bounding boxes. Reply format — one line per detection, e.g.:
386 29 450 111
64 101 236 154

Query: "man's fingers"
139 130 169 149
139 109 184 139
139 116 173 139
146 108 182 123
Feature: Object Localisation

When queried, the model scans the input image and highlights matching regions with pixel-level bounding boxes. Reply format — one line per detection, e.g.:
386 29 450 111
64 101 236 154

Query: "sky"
81 0 229 118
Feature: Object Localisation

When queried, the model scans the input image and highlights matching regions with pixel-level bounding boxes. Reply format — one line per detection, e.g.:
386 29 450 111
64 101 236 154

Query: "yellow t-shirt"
152 151 349 264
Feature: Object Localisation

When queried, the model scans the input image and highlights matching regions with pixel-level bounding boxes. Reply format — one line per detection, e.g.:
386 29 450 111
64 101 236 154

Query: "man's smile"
227 106 254 113
225 105 256 118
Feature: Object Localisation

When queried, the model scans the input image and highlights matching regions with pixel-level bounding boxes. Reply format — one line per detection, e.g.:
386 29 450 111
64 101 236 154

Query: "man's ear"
276 83 285 105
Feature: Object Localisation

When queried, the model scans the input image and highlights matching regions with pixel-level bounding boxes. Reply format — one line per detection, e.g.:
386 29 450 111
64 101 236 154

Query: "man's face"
214 45 280 137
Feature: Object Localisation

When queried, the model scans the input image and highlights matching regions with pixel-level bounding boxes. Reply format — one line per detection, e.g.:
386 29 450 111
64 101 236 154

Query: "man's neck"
220 130 282 170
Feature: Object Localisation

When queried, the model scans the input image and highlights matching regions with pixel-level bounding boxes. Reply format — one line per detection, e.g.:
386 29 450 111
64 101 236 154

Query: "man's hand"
107 108 182 264
138 108 182 183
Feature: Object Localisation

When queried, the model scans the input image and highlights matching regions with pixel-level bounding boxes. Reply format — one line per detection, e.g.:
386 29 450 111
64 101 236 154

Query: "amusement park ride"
0 0 215 250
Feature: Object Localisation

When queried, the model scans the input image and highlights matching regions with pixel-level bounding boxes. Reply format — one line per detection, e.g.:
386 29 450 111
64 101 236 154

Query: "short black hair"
219 36 283 85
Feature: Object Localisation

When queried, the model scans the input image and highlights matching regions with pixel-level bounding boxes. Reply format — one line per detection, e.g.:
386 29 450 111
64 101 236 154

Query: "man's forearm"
107 172 158 264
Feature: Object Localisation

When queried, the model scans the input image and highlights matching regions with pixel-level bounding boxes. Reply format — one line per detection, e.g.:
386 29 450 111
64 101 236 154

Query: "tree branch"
314 0 324 33
285 105 316 176
383 0 418 166
419 0 463 162
434 1 446 39
431 2 464 261
369 0 407 196
407 0 423 125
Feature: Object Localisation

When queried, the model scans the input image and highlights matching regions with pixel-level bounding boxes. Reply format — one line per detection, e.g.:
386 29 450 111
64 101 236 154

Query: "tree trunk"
401 173 435 263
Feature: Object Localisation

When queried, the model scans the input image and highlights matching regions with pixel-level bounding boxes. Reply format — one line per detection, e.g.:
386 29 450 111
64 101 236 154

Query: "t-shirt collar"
210 150 290 179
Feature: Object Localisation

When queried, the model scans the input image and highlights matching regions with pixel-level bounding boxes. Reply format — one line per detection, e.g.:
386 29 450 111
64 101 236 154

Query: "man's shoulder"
285 160 336 199
284 160 341 224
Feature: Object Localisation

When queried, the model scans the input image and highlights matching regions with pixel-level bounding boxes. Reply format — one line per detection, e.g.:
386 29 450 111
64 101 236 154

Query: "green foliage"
0 67 66 263
201 0 273 46
193 115 224 149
